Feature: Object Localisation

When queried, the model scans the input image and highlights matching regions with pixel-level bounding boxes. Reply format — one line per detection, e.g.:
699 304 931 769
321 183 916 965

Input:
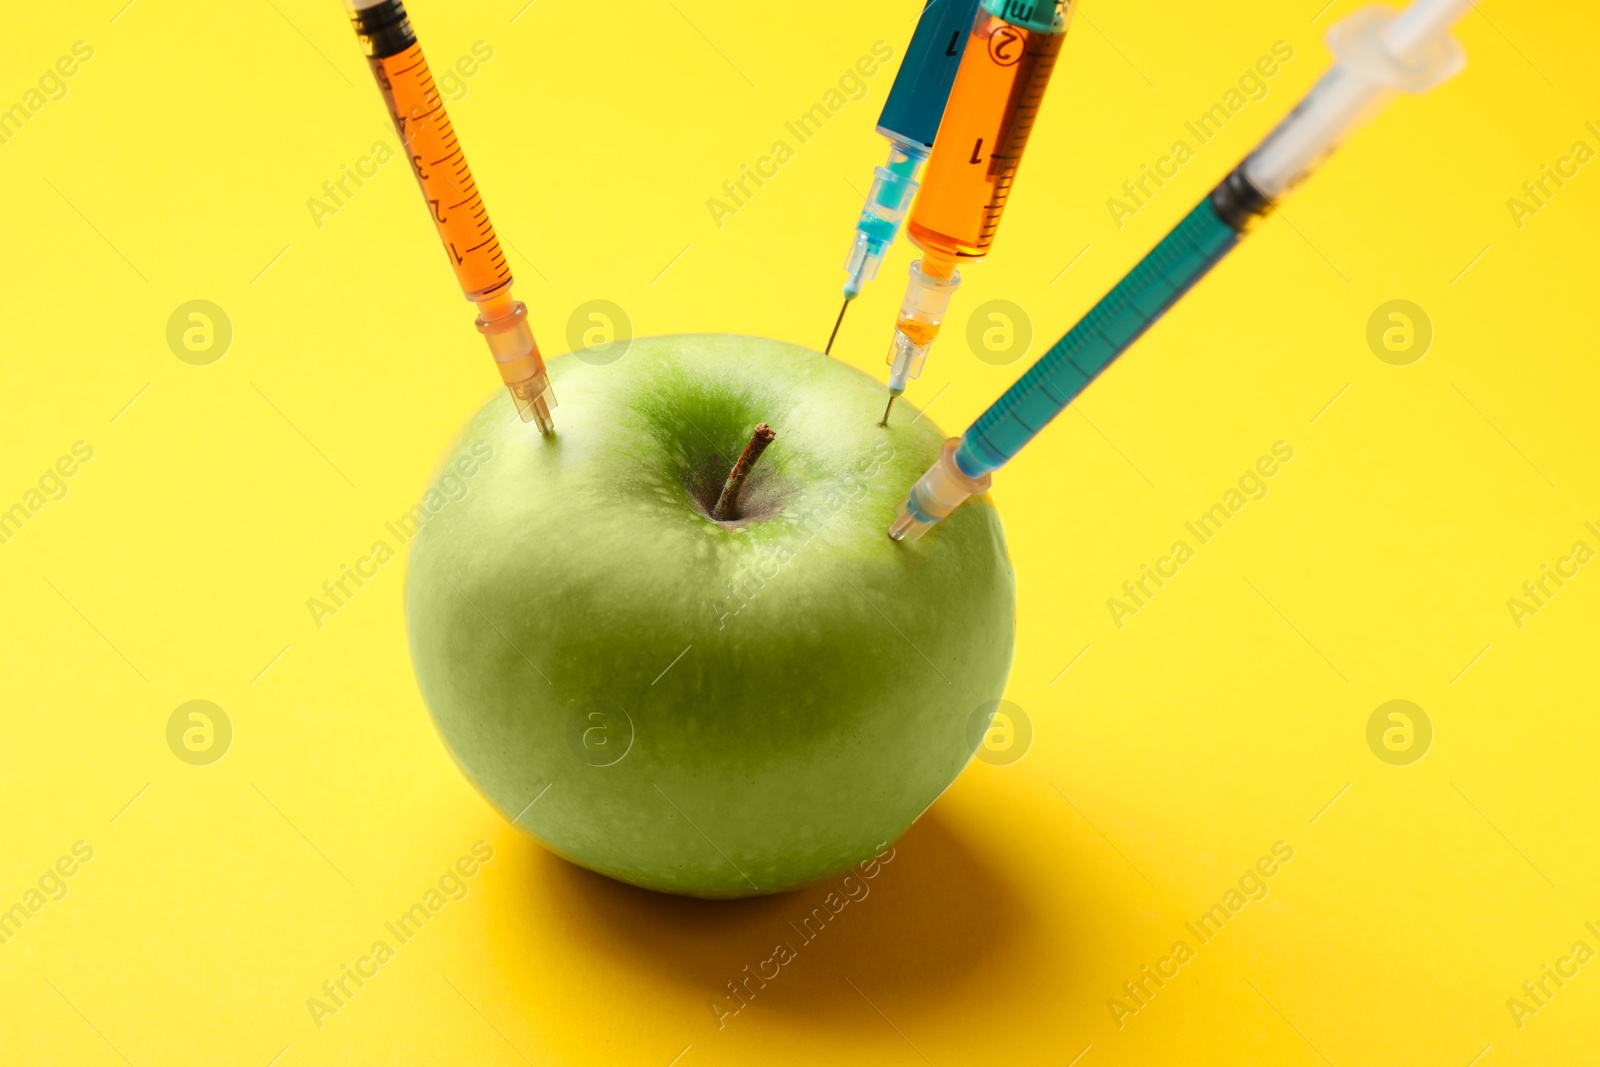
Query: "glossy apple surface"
406 335 1014 897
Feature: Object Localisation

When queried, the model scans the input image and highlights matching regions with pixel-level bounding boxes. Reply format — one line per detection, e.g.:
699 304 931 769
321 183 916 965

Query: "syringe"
343 0 556 433
880 0 1073 424
826 0 983 355
890 0 1473 540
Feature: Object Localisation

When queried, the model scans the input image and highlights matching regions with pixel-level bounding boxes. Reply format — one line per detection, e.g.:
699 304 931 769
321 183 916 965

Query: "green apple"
405 334 1014 897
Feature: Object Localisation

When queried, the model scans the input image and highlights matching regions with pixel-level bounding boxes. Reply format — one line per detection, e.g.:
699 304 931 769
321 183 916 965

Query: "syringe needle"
824 297 850 357
879 394 897 427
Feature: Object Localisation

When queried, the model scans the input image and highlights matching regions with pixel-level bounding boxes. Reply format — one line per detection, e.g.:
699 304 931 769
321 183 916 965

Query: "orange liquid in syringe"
898 319 943 347
368 43 511 302
906 12 1065 265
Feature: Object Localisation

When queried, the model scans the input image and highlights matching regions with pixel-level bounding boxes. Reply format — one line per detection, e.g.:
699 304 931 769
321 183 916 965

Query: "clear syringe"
890 0 1474 540
825 0 984 355
344 0 556 432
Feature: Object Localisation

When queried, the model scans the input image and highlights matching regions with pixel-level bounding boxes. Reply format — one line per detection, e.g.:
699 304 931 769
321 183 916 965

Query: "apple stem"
712 423 776 521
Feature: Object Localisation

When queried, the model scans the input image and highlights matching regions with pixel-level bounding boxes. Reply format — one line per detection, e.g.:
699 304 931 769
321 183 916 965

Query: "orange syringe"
881 0 1072 424
344 0 555 432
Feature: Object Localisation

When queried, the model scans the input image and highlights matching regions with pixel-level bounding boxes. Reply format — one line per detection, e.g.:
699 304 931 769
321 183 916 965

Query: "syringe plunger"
1384 0 1473 63
1243 0 1467 198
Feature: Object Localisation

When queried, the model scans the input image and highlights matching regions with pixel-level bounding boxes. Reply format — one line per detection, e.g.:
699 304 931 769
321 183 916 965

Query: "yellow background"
2 0 1596 1063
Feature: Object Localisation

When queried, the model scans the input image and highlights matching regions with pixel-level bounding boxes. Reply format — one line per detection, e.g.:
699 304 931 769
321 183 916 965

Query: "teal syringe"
890 0 1474 540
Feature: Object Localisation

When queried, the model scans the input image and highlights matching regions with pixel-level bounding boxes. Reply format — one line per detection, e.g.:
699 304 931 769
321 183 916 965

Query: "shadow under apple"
508 802 1030 1028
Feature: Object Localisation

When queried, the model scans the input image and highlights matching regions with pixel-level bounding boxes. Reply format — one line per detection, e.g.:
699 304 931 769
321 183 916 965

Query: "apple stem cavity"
712 423 776 522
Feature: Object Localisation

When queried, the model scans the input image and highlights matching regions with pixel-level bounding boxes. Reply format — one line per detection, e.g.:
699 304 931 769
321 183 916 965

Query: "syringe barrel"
913 0 1475 530
877 0 985 151
956 185 1255 477
349 0 513 304
904 1 1069 263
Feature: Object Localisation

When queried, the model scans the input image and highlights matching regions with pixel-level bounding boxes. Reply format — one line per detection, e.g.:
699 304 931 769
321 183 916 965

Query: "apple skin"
406 335 1014 897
